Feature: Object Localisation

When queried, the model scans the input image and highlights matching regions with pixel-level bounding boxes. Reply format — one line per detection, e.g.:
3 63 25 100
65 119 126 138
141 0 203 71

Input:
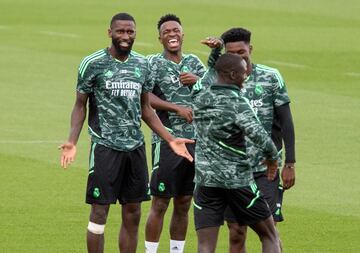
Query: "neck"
109 46 129 62
218 76 242 89
163 50 182 64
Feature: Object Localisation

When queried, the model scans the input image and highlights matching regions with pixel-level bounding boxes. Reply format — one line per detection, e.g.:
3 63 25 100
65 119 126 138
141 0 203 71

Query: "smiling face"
158 20 184 53
108 20 136 56
224 41 252 75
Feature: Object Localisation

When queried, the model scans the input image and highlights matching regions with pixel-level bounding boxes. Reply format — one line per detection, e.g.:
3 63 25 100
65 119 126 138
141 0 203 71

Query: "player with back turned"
192 52 281 253
197 28 296 252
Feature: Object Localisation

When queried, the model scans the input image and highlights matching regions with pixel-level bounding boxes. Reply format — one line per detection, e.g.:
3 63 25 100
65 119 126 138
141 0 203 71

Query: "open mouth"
119 41 130 48
168 39 179 48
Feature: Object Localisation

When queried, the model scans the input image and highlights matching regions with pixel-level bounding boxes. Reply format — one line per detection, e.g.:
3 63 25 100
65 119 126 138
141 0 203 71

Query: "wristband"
284 164 295 169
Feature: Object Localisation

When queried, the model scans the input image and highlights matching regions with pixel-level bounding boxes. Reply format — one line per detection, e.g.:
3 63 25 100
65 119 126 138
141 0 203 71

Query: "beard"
112 37 134 56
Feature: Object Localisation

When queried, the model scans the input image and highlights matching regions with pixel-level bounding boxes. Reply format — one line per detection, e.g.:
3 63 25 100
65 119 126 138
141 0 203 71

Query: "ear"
249 44 253 54
229 70 236 80
107 28 112 38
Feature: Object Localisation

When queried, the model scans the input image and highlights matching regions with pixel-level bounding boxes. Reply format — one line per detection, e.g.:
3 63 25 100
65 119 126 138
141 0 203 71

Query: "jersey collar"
161 52 185 66
106 48 132 64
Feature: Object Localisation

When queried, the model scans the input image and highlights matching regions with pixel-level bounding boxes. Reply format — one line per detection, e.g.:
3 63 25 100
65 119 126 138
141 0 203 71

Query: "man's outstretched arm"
59 92 88 169
141 92 194 162
200 37 223 68
149 93 193 123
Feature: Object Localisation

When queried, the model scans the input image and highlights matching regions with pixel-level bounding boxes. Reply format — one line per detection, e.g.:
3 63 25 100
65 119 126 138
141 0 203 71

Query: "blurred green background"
1 0 359 252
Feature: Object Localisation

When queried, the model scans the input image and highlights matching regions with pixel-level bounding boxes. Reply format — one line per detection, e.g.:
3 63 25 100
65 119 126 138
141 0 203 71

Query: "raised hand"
200 37 223 48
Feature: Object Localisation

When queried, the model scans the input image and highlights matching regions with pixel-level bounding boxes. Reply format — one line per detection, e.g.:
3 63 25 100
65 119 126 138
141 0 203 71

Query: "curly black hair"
157 14 181 31
221 27 251 44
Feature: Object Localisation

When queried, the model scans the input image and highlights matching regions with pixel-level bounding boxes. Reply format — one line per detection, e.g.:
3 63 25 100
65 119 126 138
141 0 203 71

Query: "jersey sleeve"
272 70 291 107
191 55 207 78
207 47 222 68
142 58 156 93
76 59 96 94
191 68 217 98
235 97 279 160
191 48 221 98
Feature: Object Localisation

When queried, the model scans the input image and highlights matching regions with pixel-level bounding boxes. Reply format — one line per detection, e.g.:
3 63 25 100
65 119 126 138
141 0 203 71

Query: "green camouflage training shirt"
147 53 206 143
192 47 220 97
243 64 291 172
194 47 291 173
192 83 279 189
76 49 153 151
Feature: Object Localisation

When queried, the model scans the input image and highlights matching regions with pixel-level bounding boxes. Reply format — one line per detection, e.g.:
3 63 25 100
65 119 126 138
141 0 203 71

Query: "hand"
59 142 77 169
179 72 199 86
175 105 193 123
262 159 278 181
281 163 295 190
200 37 223 48
168 138 195 162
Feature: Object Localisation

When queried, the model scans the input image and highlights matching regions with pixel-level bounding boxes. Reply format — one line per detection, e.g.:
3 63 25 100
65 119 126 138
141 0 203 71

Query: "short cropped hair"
157 14 181 31
110 13 135 26
215 53 246 74
221 27 251 44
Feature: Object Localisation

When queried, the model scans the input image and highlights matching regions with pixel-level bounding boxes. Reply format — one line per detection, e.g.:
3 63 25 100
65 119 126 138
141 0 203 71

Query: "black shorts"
149 142 195 198
193 184 271 230
85 143 150 205
225 170 284 223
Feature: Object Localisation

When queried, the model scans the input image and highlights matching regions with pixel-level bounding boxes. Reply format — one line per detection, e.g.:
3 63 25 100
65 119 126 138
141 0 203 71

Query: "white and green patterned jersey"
147 53 206 143
243 64 290 172
192 47 220 97
76 48 154 151
192 83 279 189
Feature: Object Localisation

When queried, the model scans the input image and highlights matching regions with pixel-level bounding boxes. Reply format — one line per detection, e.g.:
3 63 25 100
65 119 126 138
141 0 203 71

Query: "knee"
173 196 192 216
125 203 141 218
267 228 280 243
228 223 247 244
259 227 279 245
90 204 109 224
151 198 170 215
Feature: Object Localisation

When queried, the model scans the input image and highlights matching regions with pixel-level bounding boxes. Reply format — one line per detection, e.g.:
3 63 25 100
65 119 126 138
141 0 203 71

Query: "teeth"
120 42 129 47
169 39 177 43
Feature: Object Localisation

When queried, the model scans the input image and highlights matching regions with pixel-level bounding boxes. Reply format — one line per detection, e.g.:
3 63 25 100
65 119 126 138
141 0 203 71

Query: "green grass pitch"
1 0 360 252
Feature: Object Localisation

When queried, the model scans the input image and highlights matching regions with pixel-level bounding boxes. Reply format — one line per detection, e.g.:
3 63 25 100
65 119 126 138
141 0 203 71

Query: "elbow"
141 107 152 124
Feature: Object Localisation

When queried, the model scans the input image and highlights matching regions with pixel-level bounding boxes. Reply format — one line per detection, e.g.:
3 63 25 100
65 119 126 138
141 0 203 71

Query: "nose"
121 33 130 40
169 30 177 36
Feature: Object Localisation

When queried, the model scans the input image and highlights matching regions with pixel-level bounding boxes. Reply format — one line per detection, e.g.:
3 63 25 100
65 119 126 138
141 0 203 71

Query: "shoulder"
254 64 285 88
79 49 107 65
183 53 204 64
130 50 147 62
78 49 107 76
146 53 162 65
